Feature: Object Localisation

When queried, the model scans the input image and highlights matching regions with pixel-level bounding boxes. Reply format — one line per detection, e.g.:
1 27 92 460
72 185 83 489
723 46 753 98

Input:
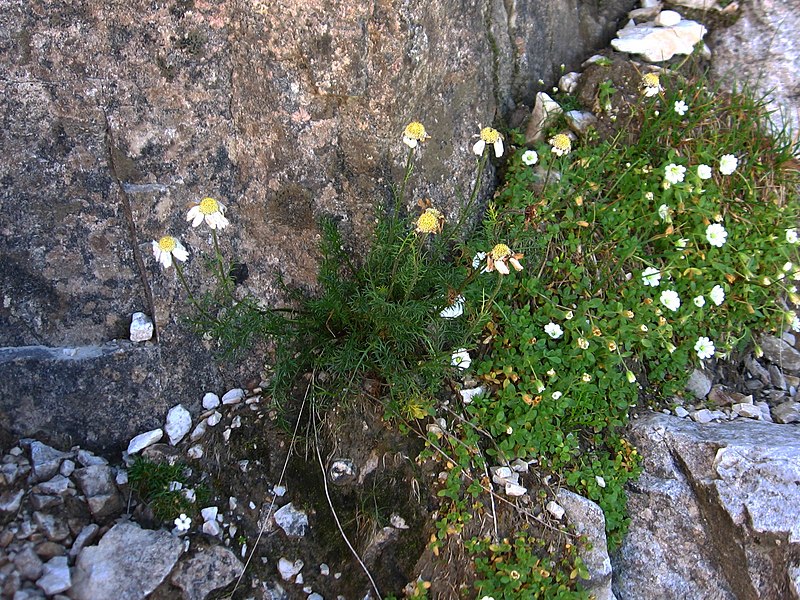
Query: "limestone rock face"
709 0 800 137
614 412 800 600
0 0 635 448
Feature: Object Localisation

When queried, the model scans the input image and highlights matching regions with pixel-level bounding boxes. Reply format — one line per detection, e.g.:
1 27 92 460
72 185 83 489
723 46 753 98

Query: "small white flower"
451 348 471 370
402 121 430 149
694 336 716 360
719 154 738 175
152 236 189 270
544 322 564 339
792 316 800 332
676 238 689 250
439 295 465 319
664 163 686 185
595 475 606 488
552 391 563 400
535 380 546 393
521 150 539 165
546 368 556 377
577 337 589 350
641 267 661 287
174 513 192 533
626 370 636 384
640 324 649 332
644 191 654 201
697 164 712 180
693 295 705 308
705 223 728 248
581 372 592 382
549 133 572 157
783 262 794 272
565 310 574 320
709 284 725 306
787 229 799 244
186 197 229 230
659 289 681 312
674 100 688 116
658 204 671 222
473 127 504 157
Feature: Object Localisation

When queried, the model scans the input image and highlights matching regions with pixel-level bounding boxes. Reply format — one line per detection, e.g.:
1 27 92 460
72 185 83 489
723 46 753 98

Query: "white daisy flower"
186 197 229 230
486 244 523 275
402 121 430 149
152 236 189 269
473 127 504 157
549 133 572 157
641 73 662 97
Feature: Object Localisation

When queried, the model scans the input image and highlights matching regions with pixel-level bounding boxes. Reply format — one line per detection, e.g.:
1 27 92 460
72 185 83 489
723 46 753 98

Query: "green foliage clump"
128 456 206 523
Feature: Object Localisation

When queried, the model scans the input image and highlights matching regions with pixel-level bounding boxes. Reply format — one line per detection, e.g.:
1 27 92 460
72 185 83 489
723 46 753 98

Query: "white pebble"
546 500 565 520
202 392 220 410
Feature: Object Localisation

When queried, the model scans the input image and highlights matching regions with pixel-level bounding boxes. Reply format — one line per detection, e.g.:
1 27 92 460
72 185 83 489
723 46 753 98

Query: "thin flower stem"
397 147 415 207
443 151 490 246
211 229 232 298
174 262 216 322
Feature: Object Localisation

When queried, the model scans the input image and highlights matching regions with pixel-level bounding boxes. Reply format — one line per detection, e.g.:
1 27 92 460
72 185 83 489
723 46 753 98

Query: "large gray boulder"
709 0 800 138
71 521 184 600
0 0 635 449
614 412 800 600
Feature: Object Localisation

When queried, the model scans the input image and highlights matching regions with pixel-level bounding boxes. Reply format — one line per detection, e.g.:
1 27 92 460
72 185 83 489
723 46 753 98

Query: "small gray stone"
30 494 62 511
36 556 71 595
746 357 771 383
170 545 244 600
685 369 712 400
28 442 70 483
202 520 221 537
546 500 565 520
674 406 690 418
261 581 289 600
772 402 800 424
732 403 762 419
165 404 192 446
32 513 69 542
756 402 774 423
13 589 46 600
59 460 75 477
558 72 581 93
525 92 563 144
69 524 100 560
273 503 309 538
277 558 303 581
129 312 154 342
760 335 800 371
505 482 527 496
691 409 714 424
221 388 245 405
565 110 598 136
769 365 788 390
329 459 356 484
0 489 25 514
126 429 163 455
202 392 220 410
33 475 70 496
77 450 108 467
13 545 44 581
654 10 681 27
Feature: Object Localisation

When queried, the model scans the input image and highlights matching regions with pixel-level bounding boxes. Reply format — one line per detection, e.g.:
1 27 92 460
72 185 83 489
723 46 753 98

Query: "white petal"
493 139 504 158
509 257 523 271
160 252 173 269
191 212 205 228
187 206 200 223
403 137 417 148
152 241 161 260
173 246 189 262
472 140 485 156
495 260 510 275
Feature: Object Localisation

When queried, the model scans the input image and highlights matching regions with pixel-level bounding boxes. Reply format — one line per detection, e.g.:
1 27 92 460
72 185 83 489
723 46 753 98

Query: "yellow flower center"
480 127 501 143
158 236 177 252
404 121 428 141
199 197 220 215
642 73 660 88
490 243 511 260
550 134 571 151
416 208 443 234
